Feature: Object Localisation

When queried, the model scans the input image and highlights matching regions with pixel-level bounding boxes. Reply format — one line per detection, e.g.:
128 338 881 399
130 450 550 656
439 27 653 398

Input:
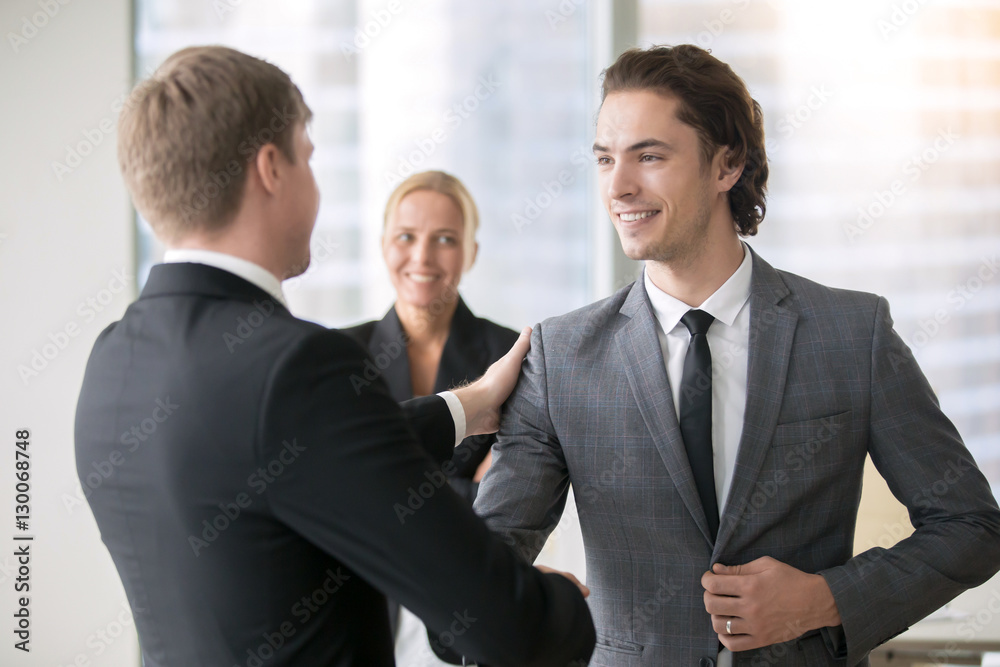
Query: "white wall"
0 0 139 664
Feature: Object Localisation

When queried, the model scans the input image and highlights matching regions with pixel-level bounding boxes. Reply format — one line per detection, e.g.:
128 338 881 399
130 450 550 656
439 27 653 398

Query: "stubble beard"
627 197 713 272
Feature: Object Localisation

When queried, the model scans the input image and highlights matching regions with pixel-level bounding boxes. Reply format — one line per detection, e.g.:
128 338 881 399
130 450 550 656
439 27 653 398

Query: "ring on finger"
726 619 732 635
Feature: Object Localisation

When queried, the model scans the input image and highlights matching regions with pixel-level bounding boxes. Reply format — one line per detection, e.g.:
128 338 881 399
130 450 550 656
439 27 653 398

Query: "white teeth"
619 211 657 222
408 274 437 283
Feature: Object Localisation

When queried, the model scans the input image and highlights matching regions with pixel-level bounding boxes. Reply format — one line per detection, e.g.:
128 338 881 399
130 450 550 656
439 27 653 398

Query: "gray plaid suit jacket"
474 248 1000 666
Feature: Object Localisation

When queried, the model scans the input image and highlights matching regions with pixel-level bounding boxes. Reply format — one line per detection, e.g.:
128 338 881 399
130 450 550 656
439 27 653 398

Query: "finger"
483 326 532 396
719 632 760 652
734 555 776 575
701 571 743 597
711 615 743 637
714 562 744 575
500 326 532 365
703 591 743 616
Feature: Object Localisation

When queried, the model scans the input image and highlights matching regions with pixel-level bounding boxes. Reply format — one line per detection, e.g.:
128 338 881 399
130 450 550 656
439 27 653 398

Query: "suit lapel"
369 307 413 402
434 298 488 393
714 250 798 555
615 279 716 547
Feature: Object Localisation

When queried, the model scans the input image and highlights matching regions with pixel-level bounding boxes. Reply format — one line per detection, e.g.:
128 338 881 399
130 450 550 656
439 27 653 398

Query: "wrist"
810 573 842 629
453 382 488 434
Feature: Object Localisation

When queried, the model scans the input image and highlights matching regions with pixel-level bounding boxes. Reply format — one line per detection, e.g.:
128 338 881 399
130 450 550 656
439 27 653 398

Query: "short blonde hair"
384 171 479 272
117 46 312 243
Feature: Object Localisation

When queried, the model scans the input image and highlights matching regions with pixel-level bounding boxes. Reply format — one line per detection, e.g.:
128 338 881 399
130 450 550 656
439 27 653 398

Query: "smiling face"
382 189 467 308
594 89 735 267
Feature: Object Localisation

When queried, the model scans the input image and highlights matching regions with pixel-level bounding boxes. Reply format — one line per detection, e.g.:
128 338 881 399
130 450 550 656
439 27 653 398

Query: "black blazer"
344 298 519 503
74 263 594 667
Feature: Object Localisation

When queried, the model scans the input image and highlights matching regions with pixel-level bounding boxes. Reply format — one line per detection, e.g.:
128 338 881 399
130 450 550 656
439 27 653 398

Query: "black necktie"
679 309 719 541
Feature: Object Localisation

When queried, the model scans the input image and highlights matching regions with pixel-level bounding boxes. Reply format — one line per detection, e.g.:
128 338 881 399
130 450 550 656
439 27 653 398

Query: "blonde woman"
345 170 517 665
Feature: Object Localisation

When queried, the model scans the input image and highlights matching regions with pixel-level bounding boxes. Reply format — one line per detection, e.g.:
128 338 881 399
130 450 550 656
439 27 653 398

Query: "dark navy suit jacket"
74 263 594 667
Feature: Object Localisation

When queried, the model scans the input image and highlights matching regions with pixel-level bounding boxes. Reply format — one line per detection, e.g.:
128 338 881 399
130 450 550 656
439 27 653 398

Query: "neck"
395 295 459 345
171 223 288 282
645 231 744 307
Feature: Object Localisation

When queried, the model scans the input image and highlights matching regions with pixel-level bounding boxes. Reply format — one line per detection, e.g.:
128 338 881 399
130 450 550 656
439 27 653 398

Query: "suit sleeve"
474 324 572 564
400 395 455 465
818 296 1000 666
259 328 595 667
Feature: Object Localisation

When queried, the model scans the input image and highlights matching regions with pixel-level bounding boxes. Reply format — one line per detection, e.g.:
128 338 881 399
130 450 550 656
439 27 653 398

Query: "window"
134 0 595 331
640 0 1000 498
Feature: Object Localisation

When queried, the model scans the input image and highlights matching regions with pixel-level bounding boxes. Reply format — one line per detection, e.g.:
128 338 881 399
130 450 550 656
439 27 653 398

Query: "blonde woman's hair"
383 171 479 272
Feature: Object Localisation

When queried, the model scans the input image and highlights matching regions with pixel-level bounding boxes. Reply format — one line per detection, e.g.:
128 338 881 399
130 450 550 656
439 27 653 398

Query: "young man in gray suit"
474 44 1000 666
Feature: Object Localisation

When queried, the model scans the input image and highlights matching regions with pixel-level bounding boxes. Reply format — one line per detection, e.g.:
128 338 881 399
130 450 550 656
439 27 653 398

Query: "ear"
465 241 479 273
253 144 283 196
714 147 744 194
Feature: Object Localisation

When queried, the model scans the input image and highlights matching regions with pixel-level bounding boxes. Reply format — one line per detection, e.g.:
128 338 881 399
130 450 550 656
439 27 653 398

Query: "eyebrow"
391 226 461 235
592 139 673 153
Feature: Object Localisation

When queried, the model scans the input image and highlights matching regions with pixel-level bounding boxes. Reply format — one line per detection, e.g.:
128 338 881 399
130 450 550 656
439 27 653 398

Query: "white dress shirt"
163 248 288 307
644 244 752 667
161 249 467 445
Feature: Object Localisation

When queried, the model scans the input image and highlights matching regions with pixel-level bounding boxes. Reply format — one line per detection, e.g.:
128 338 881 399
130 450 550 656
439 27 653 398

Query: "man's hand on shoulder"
453 326 532 436
702 556 842 651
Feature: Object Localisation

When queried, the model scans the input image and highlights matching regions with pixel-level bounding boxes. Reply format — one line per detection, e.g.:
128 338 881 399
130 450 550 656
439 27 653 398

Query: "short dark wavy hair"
601 44 768 236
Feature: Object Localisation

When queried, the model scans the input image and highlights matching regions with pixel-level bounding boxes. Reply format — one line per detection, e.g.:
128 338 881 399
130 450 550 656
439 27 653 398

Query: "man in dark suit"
75 45 594 667
474 44 1000 666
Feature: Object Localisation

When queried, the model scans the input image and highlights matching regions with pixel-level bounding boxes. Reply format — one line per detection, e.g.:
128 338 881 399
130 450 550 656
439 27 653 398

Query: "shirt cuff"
437 391 466 448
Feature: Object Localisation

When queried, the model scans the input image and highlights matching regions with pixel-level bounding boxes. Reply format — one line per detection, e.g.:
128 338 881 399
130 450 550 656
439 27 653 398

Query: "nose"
605 161 636 202
413 236 435 266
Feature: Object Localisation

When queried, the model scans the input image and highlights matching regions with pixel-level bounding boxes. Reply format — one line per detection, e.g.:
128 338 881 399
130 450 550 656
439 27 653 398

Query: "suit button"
699 658 715 667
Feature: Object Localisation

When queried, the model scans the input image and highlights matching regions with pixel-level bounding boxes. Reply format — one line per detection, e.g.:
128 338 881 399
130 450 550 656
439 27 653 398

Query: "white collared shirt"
643 243 752 513
163 248 288 307
161 248 467 446
644 244 752 667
